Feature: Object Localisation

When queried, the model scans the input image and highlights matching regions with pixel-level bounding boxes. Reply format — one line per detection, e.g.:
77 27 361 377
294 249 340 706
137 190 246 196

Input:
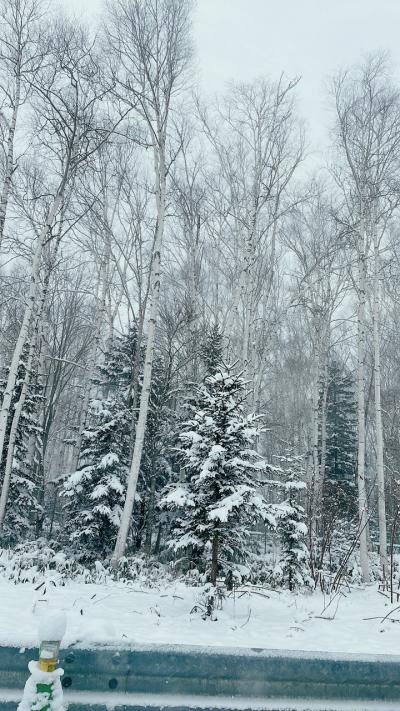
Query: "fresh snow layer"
1 689 399 711
38 611 67 643
17 662 64 711
0 578 399 656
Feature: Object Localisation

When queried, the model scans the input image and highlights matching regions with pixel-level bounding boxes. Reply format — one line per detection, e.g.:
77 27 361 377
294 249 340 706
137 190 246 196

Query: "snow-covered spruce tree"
135 352 173 553
162 365 275 586
63 397 130 564
324 362 357 496
322 362 357 527
62 327 172 562
273 456 311 591
317 361 357 576
201 322 224 376
61 331 136 564
0 347 43 545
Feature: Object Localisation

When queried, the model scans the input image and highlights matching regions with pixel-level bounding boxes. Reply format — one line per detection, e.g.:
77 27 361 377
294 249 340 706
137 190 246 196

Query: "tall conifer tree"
323 361 357 524
162 359 274 585
62 332 137 563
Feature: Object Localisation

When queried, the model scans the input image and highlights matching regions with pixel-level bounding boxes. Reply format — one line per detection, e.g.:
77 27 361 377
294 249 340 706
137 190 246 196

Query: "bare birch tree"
106 0 193 566
332 54 400 581
284 186 349 574
0 0 42 249
198 77 304 406
0 19 114 500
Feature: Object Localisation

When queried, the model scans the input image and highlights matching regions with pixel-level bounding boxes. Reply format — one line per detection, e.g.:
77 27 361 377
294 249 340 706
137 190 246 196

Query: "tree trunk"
111 138 167 568
145 473 156 554
319 354 329 494
0 239 58 533
310 329 321 565
34 327 48 537
154 522 162 555
373 229 388 577
210 530 219 586
357 221 370 583
188 212 201 382
0 191 64 472
135 497 147 551
70 257 109 473
128 310 145 457
0 323 38 529
0 68 21 248
242 205 257 396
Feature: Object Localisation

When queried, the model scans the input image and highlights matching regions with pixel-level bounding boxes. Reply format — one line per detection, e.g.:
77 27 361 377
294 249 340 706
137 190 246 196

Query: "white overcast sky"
62 0 400 160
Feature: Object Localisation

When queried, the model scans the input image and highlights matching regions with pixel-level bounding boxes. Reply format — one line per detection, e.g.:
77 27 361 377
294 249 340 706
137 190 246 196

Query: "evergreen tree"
0 348 43 545
162 365 275 585
62 327 172 562
102 326 138 402
136 352 173 552
201 322 224 375
315 361 358 574
62 333 134 563
63 397 130 564
273 455 311 591
322 361 357 524
325 361 357 483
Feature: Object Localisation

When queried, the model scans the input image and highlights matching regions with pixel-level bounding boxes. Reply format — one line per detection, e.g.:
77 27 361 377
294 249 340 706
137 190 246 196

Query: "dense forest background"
0 0 399 597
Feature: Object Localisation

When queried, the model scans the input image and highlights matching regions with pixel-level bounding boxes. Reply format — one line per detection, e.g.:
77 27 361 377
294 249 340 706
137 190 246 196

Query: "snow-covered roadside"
0 578 398 656
0 689 398 711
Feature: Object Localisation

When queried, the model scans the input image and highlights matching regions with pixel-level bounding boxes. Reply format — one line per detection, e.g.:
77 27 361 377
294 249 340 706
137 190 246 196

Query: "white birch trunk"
111 139 166 568
373 228 388 577
0 69 20 248
33 321 48 530
310 337 320 560
128 311 145 457
70 256 109 473
0 208 64 524
319 352 329 499
357 216 370 583
240 199 259 416
0 192 63 470
0 320 37 528
242 208 257 386
189 213 200 381
224 272 242 358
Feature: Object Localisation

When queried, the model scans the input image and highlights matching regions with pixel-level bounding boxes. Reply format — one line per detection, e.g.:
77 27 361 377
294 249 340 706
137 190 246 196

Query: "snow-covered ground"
0 577 398 655
2 688 399 711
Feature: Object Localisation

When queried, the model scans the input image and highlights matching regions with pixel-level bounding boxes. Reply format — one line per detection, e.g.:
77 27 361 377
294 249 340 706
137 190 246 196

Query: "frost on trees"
0 347 43 545
201 322 225 377
272 455 312 591
61 327 171 562
134 353 173 554
319 360 358 569
61 332 135 563
162 364 275 586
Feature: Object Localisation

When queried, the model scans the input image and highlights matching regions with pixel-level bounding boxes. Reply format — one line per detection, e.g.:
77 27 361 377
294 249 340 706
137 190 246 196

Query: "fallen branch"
240 609 252 628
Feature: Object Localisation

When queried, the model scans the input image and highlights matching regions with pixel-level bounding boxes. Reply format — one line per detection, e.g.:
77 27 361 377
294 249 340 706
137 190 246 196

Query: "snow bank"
0 576 399 657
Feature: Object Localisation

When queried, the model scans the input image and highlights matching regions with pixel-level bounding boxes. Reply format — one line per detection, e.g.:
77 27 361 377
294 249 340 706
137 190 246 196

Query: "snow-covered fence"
0 644 400 709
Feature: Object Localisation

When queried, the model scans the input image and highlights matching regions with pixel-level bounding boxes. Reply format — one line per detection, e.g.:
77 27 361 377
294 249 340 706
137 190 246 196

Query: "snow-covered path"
0 578 398 655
